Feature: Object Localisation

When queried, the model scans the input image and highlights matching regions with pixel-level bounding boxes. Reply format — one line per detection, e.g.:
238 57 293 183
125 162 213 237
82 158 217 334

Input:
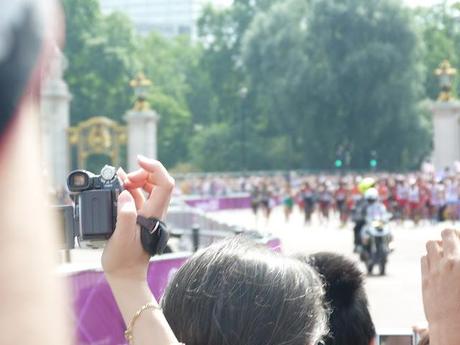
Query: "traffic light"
369 150 378 169
335 159 343 168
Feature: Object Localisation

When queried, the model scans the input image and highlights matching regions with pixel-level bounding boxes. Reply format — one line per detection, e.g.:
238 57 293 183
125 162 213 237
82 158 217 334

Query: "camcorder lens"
67 171 90 192
73 174 87 187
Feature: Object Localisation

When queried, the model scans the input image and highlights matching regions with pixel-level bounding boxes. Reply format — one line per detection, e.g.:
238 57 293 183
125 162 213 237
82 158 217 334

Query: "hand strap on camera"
136 215 169 256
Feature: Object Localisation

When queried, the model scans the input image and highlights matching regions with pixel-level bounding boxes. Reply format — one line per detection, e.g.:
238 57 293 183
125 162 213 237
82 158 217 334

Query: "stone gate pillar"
431 60 460 170
125 109 160 171
431 101 460 169
40 46 72 188
125 73 160 171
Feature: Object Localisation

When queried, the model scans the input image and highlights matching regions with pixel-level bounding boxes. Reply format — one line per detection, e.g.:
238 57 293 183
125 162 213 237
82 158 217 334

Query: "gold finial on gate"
435 59 457 101
130 72 152 111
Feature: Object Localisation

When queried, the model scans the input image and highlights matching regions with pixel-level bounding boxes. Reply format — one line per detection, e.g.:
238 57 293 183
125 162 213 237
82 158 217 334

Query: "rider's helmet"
358 177 376 194
364 187 379 202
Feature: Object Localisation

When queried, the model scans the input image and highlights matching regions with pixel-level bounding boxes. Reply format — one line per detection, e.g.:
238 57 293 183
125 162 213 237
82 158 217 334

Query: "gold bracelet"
124 302 162 345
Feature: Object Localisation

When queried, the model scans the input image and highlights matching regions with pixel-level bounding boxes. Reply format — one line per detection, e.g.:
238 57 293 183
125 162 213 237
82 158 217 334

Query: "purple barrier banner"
184 195 251 212
69 253 190 345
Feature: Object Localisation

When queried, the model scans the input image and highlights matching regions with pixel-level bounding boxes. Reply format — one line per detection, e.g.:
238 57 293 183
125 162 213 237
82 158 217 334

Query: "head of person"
296 252 376 345
162 236 329 345
358 177 376 194
364 188 379 204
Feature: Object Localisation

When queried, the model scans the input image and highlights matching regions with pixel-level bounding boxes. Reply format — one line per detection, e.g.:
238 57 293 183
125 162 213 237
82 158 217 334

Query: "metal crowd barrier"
165 199 278 252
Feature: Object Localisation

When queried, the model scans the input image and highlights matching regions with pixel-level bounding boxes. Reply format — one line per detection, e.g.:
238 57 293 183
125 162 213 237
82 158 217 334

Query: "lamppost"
435 59 457 101
239 86 248 171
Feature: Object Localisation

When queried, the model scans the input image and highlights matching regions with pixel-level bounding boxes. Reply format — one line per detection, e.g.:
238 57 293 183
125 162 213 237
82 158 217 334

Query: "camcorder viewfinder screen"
72 174 87 187
379 335 414 345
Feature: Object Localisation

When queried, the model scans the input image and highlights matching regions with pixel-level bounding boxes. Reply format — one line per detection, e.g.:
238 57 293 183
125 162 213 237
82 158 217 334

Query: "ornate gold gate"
68 116 126 169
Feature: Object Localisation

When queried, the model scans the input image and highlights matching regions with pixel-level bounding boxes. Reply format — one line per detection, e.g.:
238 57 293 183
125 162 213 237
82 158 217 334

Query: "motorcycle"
360 220 393 275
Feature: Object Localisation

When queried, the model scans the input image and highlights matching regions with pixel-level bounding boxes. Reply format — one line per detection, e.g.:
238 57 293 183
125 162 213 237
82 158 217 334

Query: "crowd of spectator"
177 170 460 224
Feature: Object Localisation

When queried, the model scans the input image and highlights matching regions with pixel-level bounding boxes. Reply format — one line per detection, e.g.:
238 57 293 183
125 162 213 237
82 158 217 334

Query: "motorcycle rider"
352 177 376 253
360 188 393 274
362 188 389 225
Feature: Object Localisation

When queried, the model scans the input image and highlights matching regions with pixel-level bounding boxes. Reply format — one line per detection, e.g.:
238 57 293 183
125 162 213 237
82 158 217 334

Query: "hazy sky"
217 0 450 9
405 0 453 7
218 0 451 8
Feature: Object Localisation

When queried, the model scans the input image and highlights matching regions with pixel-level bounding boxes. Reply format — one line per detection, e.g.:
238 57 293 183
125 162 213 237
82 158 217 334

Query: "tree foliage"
135 34 195 167
62 0 136 124
242 0 431 170
61 0 194 168
414 2 460 100
61 0 455 172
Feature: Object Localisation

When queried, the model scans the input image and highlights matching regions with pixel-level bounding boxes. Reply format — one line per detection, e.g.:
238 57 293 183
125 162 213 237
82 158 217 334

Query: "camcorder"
55 165 168 256
67 165 122 241
376 330 417 345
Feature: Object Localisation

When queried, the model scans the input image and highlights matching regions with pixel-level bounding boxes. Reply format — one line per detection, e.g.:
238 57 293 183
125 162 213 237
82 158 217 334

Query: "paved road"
210 207 450 331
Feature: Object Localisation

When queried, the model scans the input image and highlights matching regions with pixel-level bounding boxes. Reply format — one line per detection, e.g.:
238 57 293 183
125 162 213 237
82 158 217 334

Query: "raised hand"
123 155 175 220
421 229 460 345
102 155 175 282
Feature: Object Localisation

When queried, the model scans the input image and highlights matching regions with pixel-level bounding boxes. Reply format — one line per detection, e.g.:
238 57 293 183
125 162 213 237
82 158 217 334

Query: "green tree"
242 0 431 170
195 0 279 124
241 0 311 169
189 123 242 171
414 2 460 100
147 90 192 168
136 33 196 168
184 0 281 171
62 1 196 168
62 0 138 124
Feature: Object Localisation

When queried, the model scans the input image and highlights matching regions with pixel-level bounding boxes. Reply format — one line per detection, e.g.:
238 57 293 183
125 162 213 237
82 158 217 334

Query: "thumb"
114 190 137 235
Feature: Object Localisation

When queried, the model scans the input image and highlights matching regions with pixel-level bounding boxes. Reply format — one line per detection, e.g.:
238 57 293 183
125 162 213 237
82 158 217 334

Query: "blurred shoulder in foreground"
0 1 70 344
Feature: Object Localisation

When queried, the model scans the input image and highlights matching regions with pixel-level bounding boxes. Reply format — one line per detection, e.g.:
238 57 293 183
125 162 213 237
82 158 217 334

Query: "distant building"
100 0 231 38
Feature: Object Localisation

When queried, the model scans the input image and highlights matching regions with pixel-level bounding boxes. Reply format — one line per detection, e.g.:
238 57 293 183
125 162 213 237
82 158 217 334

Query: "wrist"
105 273 149 290
105 275 157 326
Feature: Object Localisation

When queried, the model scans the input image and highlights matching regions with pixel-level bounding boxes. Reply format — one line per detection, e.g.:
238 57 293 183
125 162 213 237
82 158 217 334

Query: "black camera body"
67 165 122 241
57 165 169 256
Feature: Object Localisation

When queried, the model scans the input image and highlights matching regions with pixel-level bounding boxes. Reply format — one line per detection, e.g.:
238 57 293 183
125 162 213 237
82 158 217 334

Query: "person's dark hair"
1 1 47 132
162 236 328 345
296 252 376 345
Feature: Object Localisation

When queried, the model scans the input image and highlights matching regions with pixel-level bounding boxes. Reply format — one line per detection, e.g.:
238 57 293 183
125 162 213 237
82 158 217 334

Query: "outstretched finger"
441 229 460 257
421 255 429 277
123 174 154 195
117 168 145 210
142 182 154 194
125 169 149 186
137 155 175 190
134 156 174 220
116 167 129 183
426 240 443 265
